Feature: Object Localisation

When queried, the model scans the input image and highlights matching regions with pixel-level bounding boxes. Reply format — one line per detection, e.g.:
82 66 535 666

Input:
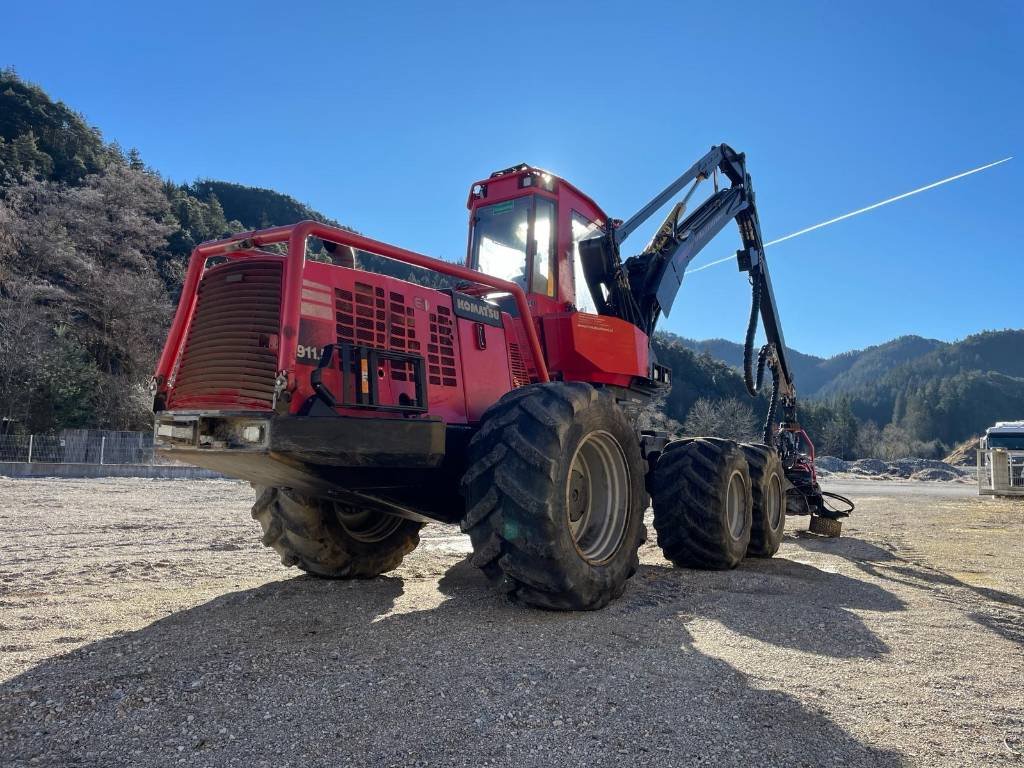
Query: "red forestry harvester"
153 144 847 610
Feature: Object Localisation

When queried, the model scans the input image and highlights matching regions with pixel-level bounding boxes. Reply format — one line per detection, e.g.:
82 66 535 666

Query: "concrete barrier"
0 462 224 480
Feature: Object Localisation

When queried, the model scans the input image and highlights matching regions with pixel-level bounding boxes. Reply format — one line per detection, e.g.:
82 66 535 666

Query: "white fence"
0 429 170 466
978 448 1024 496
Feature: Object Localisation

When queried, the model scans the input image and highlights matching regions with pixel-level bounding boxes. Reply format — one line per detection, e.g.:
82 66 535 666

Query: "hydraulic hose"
742 275 781 446
742 277 762 396
821 491 856 516
761 360 779 446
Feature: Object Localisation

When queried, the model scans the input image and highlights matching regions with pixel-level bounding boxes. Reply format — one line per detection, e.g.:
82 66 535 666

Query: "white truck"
978 421 1024 496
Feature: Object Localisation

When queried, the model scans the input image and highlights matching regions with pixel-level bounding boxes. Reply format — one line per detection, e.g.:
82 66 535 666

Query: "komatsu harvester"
153 145 846 610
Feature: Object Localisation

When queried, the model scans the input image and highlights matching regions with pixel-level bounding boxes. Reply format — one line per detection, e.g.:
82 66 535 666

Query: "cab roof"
988 421 1024 434
467 163 609 222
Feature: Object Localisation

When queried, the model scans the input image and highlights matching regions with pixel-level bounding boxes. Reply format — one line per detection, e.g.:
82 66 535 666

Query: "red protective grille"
507 343 529 387
386 291 416 381
168 259 282 409
335 282 418 381
428 306 458 388
508 321 538 385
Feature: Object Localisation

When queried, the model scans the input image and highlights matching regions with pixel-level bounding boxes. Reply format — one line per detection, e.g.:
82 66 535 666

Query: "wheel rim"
566 430 630 564
726 470 747 541
331 504 403 543
767 473 784 530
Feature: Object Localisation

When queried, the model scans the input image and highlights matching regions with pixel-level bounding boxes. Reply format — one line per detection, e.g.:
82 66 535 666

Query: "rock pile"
887 458 965 478
815 456 849 474
814 455 969 481
852 458 889 475
911 467 964 481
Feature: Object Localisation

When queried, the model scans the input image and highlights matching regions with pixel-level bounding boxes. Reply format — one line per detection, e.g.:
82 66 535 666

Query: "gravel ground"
0 476 1022 767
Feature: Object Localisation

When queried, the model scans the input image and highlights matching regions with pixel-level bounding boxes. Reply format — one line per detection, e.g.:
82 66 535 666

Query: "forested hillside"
1 69 1020 459
675 333 965 397
0 70 338 431
673 328 1024 455
669 333 856 395
815 336 951 395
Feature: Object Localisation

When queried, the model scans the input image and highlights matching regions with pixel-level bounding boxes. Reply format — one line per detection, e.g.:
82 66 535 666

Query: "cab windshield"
989 434 1024 450
470 195 554 295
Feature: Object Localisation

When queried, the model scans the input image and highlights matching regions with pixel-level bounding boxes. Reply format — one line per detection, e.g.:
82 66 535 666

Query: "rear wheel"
461 383 646 610
651 438 752 569
741 443 786 557
251 486 422 578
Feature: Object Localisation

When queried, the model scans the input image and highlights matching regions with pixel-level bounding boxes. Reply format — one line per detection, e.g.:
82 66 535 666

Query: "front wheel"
461 383 647 611
251 487 422 578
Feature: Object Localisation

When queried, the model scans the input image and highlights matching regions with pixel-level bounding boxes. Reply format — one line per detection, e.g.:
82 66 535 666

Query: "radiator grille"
428 306 458 387
169 259 282 409
386 290 416 381
335 282 418 382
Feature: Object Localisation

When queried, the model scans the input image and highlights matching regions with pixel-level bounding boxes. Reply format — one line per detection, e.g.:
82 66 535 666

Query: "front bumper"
154 411 446 469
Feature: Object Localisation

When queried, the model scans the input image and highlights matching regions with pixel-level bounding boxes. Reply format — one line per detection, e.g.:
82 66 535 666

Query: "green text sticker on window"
488 200 515 215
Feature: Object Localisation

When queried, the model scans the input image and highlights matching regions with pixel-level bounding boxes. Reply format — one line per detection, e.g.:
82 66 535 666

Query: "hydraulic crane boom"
579 144 845 520
579 144 796 414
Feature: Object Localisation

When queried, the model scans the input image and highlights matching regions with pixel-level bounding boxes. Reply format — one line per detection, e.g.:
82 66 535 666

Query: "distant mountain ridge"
668 331 1022 399
663 329 1024 447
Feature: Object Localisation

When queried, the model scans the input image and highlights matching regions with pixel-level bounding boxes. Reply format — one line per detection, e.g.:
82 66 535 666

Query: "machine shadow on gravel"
791 533 1024 645
625 550 905 659
0 556 906 767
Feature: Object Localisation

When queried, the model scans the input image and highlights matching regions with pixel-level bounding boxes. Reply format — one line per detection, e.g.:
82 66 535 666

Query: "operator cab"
466 164 606 316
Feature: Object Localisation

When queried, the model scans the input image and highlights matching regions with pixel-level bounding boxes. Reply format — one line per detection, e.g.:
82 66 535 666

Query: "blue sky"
2 1 1020 357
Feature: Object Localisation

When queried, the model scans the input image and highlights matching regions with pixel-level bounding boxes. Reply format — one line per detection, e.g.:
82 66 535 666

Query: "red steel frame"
154 221 550 400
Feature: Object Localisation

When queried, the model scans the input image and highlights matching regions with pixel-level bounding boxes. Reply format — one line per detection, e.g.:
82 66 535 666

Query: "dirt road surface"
1 476 1022 767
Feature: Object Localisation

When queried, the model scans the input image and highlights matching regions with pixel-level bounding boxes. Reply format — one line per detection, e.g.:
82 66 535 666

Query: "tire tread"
651 438 752 569
461 383 645 611
251 487 422 578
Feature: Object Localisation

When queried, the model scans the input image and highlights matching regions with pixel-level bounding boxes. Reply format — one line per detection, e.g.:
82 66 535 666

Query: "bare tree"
683 397 758 442
682 398 719 436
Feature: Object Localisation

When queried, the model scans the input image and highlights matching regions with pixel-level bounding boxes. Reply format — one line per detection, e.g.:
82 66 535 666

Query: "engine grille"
334 281 426 385
168 259 282 409
428 306 458 387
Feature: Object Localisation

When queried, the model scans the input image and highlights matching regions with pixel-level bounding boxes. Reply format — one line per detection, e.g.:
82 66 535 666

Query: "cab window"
471 197 531 288
571 212 601 314
531 197 556 297
470 194 556 297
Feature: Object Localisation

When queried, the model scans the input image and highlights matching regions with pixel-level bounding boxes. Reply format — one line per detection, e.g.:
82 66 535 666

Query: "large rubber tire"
251 486 422 578
650 438 752 569
461 382 647 611
741 443 786 557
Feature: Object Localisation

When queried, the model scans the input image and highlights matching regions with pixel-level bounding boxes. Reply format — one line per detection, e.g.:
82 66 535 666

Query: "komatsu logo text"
449 291 503 327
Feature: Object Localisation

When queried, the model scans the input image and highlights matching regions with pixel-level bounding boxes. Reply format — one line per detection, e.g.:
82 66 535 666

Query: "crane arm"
578 144 847 521
578 144 797 401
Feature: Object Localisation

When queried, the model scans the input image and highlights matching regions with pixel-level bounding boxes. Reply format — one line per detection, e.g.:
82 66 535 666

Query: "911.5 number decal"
296 344 323 363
